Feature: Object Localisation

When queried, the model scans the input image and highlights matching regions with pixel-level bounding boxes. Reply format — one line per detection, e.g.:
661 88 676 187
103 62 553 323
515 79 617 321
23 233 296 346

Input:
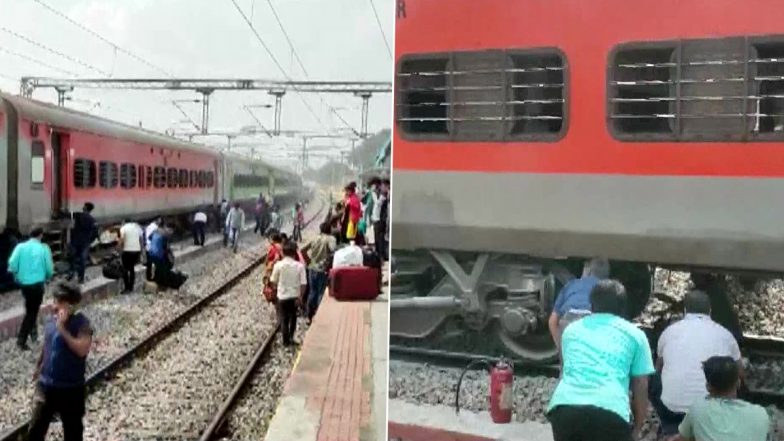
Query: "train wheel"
494 262 567 363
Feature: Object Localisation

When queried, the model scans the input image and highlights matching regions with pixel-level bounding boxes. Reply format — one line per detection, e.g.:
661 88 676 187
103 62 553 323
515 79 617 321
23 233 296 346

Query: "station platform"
265 266 389 441
388 400 553 441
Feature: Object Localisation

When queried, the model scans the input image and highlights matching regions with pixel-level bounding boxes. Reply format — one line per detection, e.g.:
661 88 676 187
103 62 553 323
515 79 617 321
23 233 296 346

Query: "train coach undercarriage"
390 249 743 363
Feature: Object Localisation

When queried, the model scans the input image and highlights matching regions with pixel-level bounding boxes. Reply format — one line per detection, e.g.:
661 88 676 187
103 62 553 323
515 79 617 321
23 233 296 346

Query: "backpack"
102 256 123 280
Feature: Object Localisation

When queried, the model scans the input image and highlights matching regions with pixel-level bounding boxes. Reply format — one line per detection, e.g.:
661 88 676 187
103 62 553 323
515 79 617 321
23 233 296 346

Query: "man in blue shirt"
28 282 92 441
66 202 97 284
7 228 54 350
547 279 654 441
548 257 610 349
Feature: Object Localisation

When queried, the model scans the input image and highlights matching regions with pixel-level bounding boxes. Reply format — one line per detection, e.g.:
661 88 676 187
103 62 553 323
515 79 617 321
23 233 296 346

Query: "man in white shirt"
193 209 207 247
652 289 742 437
226 203 245 253
118 218 144 293
144 217 161 281
270 241 307 346
332 241 363 268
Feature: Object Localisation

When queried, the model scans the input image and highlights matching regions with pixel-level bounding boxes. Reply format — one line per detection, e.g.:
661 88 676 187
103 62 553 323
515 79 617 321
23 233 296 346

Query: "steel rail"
0 193 327 441
390 342 784 408
199 324 281 441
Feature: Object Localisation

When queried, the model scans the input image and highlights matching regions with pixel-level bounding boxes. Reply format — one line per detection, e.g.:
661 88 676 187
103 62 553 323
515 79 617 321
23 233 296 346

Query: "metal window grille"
167 168 178 188
396 49 566 141
609 35 784 141
146 166 153 188
120 163 137 189
154 166 166 188
179 169 188 188
73 159 96 188
206 172 214 188
99 161 118 188
197 171 206 188
190 170 197 187
31 141 45 187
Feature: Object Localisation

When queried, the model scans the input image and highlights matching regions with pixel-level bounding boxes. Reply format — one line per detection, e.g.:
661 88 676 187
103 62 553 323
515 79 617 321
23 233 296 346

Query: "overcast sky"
0 0 393 170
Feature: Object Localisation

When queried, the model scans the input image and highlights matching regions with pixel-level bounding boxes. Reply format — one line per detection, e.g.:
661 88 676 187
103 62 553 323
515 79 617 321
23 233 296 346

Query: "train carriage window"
73 158 96 188
146 166 153 188
99 161 118 188
197 171 206 188
178 169 188 188
137 165 144 188
190 170 197 187
396 49 567 141
120 163 137 189
153 166 166 188
31 141 45 188
206 171 214 188
167 168 178 188
609 35 784 141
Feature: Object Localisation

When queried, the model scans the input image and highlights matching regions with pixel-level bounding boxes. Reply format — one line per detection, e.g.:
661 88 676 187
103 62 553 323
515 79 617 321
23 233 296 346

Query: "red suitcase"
329 266 380 300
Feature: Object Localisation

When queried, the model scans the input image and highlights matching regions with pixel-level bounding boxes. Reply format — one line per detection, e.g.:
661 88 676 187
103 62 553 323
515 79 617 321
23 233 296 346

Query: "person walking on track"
118 219 143 293
66 202 97 285
291 203 304 242
27 282 92 441
8 227 54 351
193 209 207 247
226 202 245 253
144 217 161 281
269 241 307 346
301 222 337 324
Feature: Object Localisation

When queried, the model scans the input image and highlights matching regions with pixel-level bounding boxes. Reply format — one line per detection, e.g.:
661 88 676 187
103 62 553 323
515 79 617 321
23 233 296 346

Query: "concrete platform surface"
388 400 553 441
265 277 388 441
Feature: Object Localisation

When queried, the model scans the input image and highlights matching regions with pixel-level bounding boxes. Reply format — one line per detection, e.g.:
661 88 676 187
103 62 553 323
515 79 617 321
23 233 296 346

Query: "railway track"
0 193 327 441
390 334 784 409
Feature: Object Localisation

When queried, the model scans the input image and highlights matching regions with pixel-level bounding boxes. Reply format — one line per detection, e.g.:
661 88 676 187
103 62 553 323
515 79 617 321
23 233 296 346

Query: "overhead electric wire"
0 46 79 76
30 0 173 76
368 0 392 60
0 26 109 75
261 0 361 137
229 0 330 132
231 0 356 138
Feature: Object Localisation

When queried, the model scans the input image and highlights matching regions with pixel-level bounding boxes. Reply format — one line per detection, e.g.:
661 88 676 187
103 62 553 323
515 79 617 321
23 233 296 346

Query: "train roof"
0 92 218 156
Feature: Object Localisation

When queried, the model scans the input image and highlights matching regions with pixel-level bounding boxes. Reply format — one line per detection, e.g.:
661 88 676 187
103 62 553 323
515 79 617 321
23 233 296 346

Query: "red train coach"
390 0 784 361
0 93 219 258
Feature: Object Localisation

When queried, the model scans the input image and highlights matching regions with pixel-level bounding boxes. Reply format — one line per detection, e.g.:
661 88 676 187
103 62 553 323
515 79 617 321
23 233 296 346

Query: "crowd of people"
2 178 392 440
547 259 770 441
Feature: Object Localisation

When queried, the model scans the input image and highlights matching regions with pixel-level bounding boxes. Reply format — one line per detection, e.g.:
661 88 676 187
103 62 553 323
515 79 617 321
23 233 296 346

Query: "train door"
50 132 69 217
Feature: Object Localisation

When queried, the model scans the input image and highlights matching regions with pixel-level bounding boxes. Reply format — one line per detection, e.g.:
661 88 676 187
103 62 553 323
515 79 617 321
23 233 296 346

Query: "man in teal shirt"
8 228 54 350
547 279 654 441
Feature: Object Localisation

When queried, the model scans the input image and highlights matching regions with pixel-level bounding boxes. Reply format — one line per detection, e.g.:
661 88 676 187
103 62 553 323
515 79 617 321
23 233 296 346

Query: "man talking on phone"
27 282 93 441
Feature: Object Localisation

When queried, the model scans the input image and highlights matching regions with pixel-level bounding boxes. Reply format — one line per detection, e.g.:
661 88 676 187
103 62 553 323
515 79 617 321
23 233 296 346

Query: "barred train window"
179 169 188 188
396 49 567 141
73 159 96 188
609 36 784 141
154 166 166 188
120 163 137 189
31 141 45 188
99 161 118 188
167 168 178 188
206 171 214 188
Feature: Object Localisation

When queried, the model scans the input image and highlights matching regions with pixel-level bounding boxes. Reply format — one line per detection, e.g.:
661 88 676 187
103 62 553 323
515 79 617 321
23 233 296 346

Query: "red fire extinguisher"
455 357 514 424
